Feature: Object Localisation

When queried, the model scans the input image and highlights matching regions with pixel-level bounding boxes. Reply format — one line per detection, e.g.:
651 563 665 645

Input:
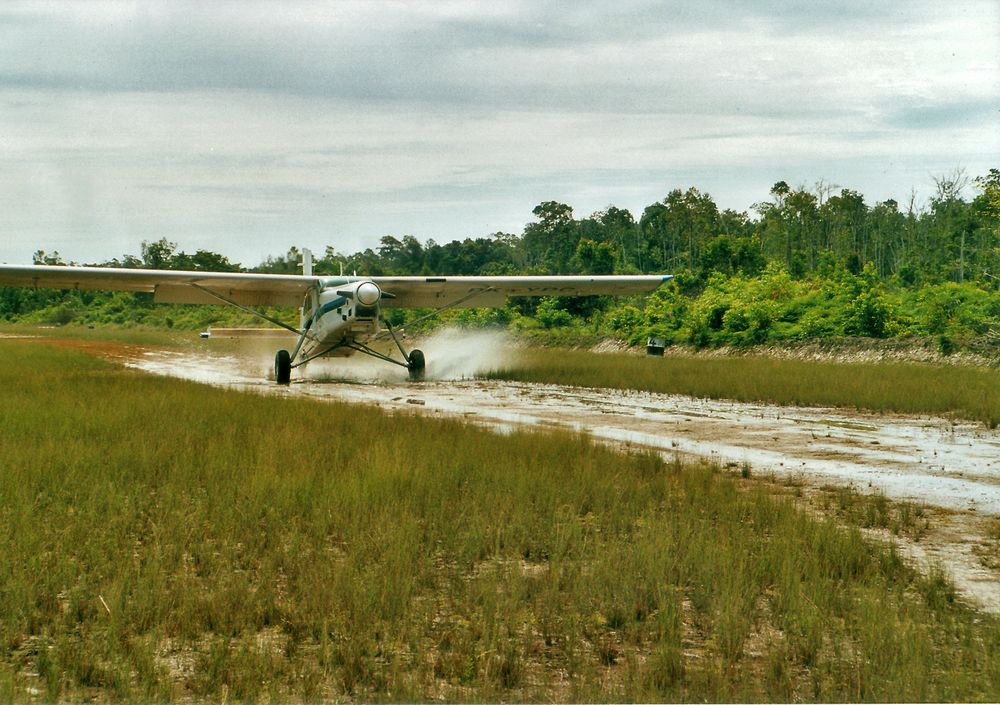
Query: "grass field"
2 341 999 701
489 347 1000 428
1 323 194 347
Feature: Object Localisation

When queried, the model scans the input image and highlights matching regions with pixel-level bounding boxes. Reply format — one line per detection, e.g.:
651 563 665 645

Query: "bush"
911 282 1000 339
535 297 576 329
46 304 79 326
846 286 893 337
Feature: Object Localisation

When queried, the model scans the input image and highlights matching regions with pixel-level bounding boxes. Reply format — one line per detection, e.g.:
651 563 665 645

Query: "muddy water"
124 344 1000 612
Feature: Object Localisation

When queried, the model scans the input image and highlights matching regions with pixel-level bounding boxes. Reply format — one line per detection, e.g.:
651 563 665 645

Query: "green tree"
640 188 719 272
926 170 973 282
256 246 302 274
867 199 907 278
173 250 241 272
343 248 385 276
972 169 1000 285
140 239 179 269
534 297 575 328
844 265 895 337
820 189 868 262
783 189 820 275
32 250 68 266
378 235 425 274
572 239 615 275
590 206 640 271
523 202 579 274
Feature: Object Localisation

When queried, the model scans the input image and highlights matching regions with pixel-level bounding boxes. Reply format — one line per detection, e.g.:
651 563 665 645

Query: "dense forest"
4 169 999 353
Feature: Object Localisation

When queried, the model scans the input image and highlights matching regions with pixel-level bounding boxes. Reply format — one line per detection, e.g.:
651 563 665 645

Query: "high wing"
0 264 319 307
0 264 670 309
370 275 671 308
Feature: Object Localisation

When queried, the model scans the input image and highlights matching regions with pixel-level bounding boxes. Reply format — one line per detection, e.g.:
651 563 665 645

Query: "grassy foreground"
1 342 999 702
490 348 1000 428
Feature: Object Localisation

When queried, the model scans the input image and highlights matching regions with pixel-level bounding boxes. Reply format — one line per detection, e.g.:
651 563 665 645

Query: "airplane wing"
372 275 672 308
0 264 318 307
0 265 671 309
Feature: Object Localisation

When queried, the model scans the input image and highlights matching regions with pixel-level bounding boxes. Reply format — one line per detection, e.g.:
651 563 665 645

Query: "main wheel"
274 349 292 385
407 349 425 381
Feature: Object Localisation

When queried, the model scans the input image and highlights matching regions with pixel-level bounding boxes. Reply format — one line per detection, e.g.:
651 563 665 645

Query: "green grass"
0 322 195 348
819 487 932 540
489 348 1000 427
2 341 999 702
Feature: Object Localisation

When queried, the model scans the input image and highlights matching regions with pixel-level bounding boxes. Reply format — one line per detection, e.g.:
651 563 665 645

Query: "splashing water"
417 328 516 380
302 327 518 383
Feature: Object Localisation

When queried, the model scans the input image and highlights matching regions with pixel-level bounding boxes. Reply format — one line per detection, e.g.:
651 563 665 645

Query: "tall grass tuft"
1 340 998 701
488 348 1000 426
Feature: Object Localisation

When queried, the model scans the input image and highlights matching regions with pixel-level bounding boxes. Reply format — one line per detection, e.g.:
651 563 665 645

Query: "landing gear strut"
268 312 437 385
274 349 291 385
407 349 425 381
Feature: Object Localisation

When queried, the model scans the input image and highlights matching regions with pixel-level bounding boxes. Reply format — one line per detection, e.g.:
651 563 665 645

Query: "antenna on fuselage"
299 248 313 277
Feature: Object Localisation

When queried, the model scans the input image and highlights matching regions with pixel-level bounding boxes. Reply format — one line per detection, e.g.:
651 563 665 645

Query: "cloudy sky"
1 1 997 266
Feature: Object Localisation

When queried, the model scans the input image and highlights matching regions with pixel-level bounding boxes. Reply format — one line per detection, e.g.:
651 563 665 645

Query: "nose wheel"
407 349 425 381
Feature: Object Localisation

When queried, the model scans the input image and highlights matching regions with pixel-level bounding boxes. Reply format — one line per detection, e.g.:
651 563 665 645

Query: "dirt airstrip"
26 334 1000 614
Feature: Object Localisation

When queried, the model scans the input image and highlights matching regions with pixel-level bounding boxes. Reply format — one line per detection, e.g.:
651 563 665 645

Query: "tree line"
248 168 997 288
22 168 999 287
5 170 999 349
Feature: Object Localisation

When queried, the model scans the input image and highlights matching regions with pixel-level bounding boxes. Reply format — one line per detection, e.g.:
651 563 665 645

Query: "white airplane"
0 254 670 384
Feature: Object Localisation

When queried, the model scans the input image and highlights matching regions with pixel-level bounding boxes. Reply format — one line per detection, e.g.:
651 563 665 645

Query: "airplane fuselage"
299 279 383 360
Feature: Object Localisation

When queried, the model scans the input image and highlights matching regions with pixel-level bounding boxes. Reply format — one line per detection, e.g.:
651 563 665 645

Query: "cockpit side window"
302 291 315 319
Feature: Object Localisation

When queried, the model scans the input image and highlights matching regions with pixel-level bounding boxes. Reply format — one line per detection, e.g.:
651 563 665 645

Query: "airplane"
0 253 671 384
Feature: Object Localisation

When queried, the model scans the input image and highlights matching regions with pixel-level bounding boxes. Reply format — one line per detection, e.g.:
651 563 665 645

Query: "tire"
274 349 292 385
407 349 425 381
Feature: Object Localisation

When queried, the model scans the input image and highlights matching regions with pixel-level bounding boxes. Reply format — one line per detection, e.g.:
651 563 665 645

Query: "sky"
1 0 997 267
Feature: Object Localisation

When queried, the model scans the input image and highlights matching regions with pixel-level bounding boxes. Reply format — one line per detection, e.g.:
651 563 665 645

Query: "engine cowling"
356 281 381 306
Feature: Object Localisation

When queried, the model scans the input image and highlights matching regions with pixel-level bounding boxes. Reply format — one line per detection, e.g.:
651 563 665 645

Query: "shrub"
846 286 894 337
535 297 576 329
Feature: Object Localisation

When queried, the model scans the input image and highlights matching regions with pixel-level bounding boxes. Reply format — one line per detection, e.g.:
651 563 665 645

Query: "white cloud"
0 0 997 264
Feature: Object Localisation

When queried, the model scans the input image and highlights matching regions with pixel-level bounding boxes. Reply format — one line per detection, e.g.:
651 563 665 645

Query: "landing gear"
270 319 427 384
274 349 291 385
407 349 425 381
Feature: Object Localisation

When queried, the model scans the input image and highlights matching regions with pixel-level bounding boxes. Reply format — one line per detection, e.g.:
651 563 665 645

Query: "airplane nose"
356 281 381 306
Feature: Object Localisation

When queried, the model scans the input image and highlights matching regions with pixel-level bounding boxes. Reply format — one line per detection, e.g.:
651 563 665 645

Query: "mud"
35 335 1000 613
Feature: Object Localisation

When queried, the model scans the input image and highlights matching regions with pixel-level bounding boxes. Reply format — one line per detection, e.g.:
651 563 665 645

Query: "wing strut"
371 286 497 342
188 282 319 343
